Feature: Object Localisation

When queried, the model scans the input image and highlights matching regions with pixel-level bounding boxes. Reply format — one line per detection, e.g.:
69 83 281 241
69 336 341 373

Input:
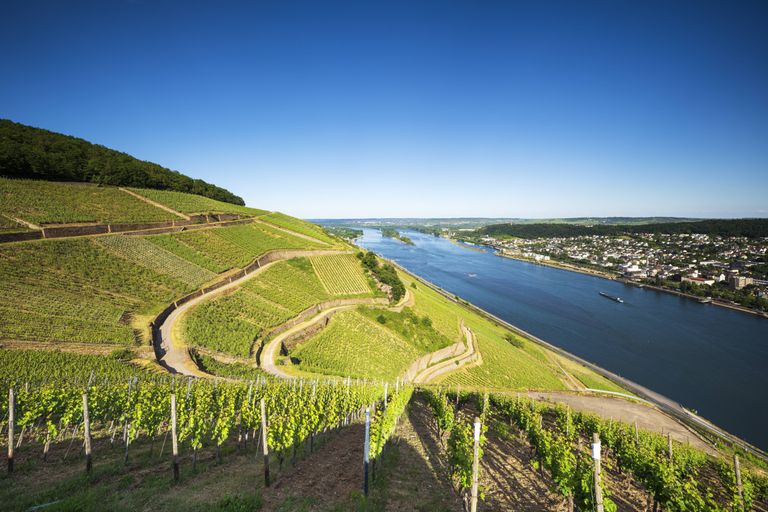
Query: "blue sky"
2 0 767 218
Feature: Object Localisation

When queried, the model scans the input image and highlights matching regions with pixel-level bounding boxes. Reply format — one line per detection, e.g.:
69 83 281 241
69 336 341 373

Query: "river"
356 228 768 451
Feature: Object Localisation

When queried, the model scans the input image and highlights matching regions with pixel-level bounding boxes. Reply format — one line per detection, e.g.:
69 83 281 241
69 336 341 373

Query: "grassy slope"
292 309 420 380
261 212 337 244
129 187 269 216
0 178 178 225
399 271 623 392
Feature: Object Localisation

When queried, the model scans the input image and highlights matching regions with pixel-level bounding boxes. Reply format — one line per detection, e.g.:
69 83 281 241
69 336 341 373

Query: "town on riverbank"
454 219 768 316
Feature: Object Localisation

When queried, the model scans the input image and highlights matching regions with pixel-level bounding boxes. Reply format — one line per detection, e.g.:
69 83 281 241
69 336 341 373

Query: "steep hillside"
0 119 243 204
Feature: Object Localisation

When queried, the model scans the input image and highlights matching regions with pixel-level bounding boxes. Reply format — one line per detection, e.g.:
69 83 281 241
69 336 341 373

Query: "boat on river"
599 291 624 303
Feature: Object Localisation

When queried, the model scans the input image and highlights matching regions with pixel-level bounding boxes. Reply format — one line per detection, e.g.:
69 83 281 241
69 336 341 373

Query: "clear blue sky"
3 1 767 219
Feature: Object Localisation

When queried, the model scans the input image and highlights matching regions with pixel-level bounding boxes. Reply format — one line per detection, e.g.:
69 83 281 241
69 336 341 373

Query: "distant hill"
0 119 244 205
316 217 699 231
475 218 768 239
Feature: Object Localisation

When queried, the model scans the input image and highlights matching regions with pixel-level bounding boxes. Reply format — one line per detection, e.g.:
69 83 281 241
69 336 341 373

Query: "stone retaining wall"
401 340 465 382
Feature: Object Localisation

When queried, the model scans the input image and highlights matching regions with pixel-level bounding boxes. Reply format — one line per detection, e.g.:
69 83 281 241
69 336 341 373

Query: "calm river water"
356 228 768 450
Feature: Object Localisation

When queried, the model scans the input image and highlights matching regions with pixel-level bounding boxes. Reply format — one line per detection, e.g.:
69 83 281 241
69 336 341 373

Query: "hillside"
0 119 243 205
1 179 766 510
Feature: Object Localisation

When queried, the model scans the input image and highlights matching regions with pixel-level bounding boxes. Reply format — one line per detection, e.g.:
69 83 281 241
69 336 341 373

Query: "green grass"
356 306 452 353
554 354 627 393
292 309 420 381
0 214 26 233
261 212 336 244
182 258 366 356
129 187 269 216
0 238 191 344
399 272 570 390
0 178 178 225
310 254 372 295
95 235 217 288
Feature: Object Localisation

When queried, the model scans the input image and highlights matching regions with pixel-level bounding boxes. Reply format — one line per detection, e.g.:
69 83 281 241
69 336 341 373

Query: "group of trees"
476 219 768 239
0 119 244 205
357 251 406 302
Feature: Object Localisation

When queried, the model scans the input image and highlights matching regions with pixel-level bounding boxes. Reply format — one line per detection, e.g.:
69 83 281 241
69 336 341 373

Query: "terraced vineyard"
151 223 321 273
182 258 356 356
0 178 178 225
310 254 371 295
291 309 420 380
129 187 269 216
0 214 25 233
95 235 217 288
261 212 336 244
0 238 189 345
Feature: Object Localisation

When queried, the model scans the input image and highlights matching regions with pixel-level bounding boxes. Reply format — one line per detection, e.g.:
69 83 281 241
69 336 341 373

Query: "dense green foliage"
356 306 451 353
310 254 372 295
368 386 414 461
291 309 420 380
0 119 244 205
0 375 383 464
476 218 768 239
0 178 178 225
358 251 406 302
322 226 363 239
381 228 414 245
129 188 268 216
189 349 272 381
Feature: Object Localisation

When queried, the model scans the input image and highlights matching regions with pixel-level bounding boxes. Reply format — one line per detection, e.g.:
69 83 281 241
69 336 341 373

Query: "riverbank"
383 257 768 462
481 245 768 320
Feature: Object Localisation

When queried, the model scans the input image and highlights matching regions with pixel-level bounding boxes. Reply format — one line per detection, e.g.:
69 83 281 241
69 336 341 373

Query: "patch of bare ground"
368 396 463 512
261 423 367 511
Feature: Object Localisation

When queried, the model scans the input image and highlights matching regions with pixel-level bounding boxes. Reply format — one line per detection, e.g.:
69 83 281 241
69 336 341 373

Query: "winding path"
412 322 481 384
155 249 350 376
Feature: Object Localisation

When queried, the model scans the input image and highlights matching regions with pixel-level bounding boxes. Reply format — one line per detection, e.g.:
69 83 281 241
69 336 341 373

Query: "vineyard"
181 258 360 356
0 370 418 511
95 235 217 289
128 188 269 216
310 253 372 296
291 309 421 380
0 178 178 225
260 212 337 245
0 349 156 383
420 388 768 511
0 238 190 345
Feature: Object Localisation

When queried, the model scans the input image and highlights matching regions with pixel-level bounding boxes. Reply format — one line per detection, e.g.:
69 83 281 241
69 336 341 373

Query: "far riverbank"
466 241 768 320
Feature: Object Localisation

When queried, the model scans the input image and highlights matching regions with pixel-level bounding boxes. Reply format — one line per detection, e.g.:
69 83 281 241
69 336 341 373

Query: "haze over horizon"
3 1 767 219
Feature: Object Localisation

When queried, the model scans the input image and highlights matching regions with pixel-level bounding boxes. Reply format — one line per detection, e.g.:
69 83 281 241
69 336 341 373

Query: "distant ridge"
0 119 244 205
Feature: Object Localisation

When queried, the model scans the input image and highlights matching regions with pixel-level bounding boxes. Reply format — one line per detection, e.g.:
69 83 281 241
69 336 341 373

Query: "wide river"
356 228 768 450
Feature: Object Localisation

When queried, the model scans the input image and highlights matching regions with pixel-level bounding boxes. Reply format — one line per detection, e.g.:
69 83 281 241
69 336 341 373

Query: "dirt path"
156 249 349 376
412 322 481 384
119 188 190 219
523 390 715 454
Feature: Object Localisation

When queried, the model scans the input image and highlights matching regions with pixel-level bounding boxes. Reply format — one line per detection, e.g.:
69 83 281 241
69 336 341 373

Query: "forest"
0 119 244 205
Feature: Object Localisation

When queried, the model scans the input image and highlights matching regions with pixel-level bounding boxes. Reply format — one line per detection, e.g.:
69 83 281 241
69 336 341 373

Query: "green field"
0 238 191 344
310 254 371 295
182 258 366 356
190 349 272 380
0 214 26 233
0 178 178 225
129 187 269 216
150 223 322 273
291 309 420 380
261 212 336 244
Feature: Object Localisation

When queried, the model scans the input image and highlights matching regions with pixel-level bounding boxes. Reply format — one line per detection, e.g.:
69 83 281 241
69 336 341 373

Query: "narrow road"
412 322 481 384
156 249 349 376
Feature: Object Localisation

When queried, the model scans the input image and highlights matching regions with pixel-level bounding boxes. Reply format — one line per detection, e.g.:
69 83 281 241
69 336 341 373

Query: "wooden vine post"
667 432 673 461
7 388 14 474
171 394 179 482
734 454 744 507
261 398 270 487
363 407 371 496
592 432 604 512
470 417 481 512
82 392 92 473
